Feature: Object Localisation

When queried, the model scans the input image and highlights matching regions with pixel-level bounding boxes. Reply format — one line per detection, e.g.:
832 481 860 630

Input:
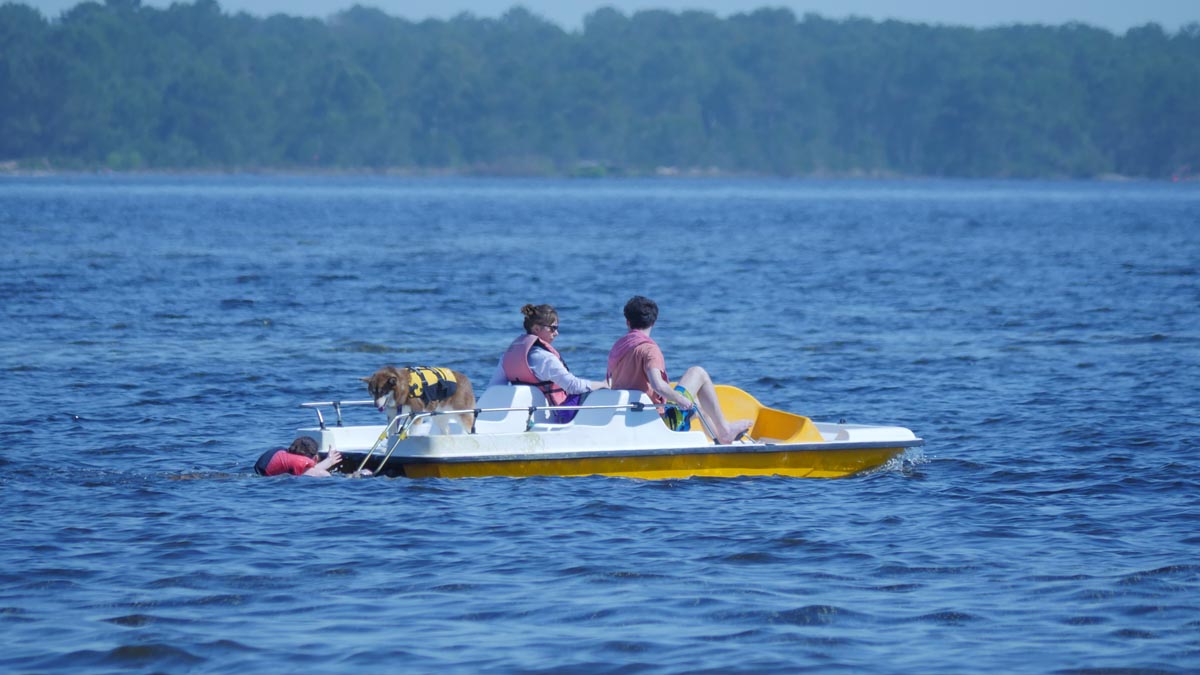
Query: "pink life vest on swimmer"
501 334 569 406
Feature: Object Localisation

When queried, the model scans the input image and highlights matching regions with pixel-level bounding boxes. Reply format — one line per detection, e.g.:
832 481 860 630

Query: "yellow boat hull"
398 445 905 479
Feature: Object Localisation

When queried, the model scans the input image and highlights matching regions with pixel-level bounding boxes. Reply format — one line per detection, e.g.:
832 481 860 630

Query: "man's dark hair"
623 296 658 330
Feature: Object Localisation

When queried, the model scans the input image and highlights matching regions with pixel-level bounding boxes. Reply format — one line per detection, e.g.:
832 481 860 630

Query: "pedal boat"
295 385 923 480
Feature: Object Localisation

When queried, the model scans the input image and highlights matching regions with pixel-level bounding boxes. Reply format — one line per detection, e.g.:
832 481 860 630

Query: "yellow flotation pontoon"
296 384 923 480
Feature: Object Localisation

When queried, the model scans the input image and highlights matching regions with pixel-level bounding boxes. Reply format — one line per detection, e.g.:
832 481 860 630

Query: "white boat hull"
296 387 923 480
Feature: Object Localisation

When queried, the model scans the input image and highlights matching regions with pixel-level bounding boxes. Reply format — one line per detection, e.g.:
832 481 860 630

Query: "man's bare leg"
678 366 753 444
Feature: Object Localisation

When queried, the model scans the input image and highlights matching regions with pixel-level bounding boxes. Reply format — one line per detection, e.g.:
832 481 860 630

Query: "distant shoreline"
0 163 1167 182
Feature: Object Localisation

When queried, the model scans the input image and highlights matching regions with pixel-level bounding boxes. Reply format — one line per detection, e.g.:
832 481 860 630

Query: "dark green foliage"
2 1 1197 177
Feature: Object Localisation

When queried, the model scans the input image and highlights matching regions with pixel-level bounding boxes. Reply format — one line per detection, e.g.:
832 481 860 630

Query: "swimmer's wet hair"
287 436 319 458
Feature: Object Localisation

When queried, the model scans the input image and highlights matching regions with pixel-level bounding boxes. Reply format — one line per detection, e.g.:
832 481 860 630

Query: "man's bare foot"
717 419 754 445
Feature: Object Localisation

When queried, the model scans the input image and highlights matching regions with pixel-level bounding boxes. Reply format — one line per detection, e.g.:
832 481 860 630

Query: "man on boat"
607 296 752 444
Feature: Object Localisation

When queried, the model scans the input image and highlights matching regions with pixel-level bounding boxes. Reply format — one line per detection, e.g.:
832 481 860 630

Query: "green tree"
1 1 1197 177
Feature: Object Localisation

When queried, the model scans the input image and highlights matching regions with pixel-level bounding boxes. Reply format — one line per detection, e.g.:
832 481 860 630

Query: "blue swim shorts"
661 385 697 431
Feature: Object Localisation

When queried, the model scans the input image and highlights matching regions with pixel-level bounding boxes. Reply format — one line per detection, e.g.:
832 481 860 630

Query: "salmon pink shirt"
607 330 667 404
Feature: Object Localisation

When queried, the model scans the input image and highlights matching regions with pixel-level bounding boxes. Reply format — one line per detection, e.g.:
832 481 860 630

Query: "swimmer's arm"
303 449 342 477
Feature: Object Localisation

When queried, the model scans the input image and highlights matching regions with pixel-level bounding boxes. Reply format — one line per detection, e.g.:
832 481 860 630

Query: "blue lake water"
1 175 1198 673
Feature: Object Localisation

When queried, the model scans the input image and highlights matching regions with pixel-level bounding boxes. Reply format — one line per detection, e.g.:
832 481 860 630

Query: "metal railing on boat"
298 399 659 430
299 398 678 475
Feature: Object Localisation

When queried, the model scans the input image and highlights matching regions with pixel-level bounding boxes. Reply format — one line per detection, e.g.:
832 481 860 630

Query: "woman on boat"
254 437 343 477
489 304 608 423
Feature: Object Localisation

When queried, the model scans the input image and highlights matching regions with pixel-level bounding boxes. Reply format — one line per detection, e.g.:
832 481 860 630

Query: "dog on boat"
362 365 476 436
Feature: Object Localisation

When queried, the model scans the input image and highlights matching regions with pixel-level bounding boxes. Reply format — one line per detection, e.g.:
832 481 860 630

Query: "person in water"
489 303 609 423
607 295 753 444
254 437 343 477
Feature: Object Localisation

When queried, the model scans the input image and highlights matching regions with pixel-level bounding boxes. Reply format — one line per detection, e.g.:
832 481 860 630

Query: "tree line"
2 0 1198 178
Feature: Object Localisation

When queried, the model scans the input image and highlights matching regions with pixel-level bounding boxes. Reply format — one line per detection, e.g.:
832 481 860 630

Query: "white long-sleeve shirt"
488 346 593 394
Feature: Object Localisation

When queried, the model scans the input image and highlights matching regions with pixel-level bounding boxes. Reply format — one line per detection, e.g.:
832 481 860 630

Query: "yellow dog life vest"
407 366 458 405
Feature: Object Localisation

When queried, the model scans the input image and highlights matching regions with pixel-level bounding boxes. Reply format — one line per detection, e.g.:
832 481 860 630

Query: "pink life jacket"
501 334 569 406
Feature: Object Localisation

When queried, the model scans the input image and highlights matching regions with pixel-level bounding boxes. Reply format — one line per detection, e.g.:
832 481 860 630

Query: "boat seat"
572 389 631 427
473 385 547 433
